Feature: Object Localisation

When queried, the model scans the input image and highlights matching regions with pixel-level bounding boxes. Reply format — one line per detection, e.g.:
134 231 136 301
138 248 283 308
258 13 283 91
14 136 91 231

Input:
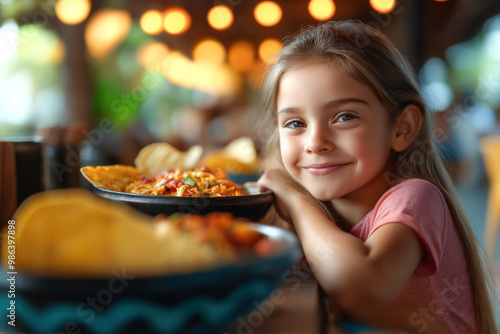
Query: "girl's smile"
277 61 396 205
301 162 351 175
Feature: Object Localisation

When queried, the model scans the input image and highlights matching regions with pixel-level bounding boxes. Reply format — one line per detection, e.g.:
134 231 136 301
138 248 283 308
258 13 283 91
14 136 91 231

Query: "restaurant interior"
1 0 500 332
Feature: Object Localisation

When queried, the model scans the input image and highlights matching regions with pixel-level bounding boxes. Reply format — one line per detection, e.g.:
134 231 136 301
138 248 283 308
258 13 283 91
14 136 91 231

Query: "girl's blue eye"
284 120 306 128
337 113 358 122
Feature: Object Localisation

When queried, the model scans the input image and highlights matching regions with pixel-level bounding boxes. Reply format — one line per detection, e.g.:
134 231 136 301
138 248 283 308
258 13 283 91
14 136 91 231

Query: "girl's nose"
304 125 334 154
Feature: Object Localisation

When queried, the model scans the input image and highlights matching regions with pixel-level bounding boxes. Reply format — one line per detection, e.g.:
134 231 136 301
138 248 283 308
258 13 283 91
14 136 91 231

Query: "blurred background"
1 0 500 260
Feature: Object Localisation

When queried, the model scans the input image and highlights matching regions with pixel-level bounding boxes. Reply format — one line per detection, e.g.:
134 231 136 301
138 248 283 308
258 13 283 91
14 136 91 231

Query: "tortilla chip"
135 143 203 177
199 137 260 174
81 165 141 192
1 189 219 278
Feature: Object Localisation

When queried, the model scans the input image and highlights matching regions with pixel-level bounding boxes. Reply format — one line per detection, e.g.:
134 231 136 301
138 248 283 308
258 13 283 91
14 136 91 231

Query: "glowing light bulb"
207 5 233 30
140 10 163 35
164 7 191 35
193 39 226 66
369 0 396 14
55 0 91 25
228 40 255 72
254 1 282 27
308 0 336 21
258 38 282 64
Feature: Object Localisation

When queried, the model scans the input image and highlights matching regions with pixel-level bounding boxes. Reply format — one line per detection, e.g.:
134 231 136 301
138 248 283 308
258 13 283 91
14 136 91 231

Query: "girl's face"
276 61 395 202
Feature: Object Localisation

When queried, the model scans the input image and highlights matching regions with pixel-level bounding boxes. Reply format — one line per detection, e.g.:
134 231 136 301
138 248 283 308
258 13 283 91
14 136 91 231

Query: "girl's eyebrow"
278 98 369 114
324 98 370 108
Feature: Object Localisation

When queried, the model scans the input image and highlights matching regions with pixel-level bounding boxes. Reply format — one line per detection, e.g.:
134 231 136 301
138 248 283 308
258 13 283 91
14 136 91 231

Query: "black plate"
90 186 274 221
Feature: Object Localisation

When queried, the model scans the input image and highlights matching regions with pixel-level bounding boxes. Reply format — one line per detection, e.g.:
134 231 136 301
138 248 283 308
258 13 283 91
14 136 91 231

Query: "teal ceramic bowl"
226 173 262 185
0 224 301 334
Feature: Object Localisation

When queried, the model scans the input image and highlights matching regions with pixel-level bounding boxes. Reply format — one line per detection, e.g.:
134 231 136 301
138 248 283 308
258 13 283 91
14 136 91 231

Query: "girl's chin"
305 187 338 202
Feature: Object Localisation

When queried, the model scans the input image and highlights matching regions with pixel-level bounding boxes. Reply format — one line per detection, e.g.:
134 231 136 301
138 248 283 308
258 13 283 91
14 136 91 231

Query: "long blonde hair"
258 20 497 333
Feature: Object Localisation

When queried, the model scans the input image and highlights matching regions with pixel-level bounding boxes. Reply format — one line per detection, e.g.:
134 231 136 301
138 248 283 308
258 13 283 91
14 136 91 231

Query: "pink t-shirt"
349 178 476 333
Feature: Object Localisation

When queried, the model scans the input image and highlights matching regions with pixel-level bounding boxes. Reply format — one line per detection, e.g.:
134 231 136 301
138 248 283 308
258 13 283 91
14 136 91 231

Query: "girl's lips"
302 163 349 175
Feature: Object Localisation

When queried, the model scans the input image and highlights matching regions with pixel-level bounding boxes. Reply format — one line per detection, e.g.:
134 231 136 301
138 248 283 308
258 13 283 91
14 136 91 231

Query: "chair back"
481 136 500 183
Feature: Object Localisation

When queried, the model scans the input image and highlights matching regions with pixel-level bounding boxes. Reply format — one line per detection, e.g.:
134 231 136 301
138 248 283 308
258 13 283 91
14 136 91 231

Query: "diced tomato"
166 178 183 189
230 223 261 244
199 165 214 174
205 212 232 229
182 189 195 197
254 238 275 256
181 214 204 230
140 175 155 184
215 167 227 180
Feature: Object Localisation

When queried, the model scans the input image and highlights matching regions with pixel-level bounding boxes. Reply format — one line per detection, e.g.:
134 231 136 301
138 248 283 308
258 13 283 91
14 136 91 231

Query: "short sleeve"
368 179 449 274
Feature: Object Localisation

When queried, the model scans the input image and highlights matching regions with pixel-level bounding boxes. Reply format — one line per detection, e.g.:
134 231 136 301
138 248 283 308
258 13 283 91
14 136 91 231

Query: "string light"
228 40 255 72
137 42 170 70
55 0 91 25
140 10 163 35
207 5 233 30
258 38 282 64
84 9 132 59
193 39 226 66
308 0 335 21
254 1 282 27
164 7 191 35
369 0 396 14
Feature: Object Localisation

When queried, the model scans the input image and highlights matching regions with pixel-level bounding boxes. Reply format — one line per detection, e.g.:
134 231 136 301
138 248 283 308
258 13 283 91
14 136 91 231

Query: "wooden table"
222 262 395 334
222 261 348 334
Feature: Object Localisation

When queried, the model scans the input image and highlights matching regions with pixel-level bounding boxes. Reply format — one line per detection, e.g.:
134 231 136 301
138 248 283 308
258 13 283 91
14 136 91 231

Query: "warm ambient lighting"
137 42 170 70
207 5 233 30
193 39 226 66
308 0 336 21
84 9 132 59
140 10 163 35
55 0 91 25
228 40 255 72
258 38 282 64
164 7 191 35
369 0 396 14
254 1 282 27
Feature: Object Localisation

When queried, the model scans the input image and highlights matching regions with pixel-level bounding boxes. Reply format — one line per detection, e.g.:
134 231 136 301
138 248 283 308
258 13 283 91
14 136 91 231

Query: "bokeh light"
55 0 91 25
193 39 226 66
228 40 255 72
140 10 163 35
164 7 191 35
254 1 282 27
308 0 336 21
84 9 132 59
207 5 234 30
422 82 453 112
137 42 170 70
258 38 282 64
369 0 396 14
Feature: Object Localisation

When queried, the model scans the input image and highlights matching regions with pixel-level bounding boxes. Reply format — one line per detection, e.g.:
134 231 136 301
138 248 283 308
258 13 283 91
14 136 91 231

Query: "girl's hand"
256 169 301 224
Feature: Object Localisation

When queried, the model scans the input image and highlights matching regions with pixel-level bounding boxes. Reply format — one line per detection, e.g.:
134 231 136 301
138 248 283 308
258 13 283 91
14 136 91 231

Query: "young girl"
256 20 497 333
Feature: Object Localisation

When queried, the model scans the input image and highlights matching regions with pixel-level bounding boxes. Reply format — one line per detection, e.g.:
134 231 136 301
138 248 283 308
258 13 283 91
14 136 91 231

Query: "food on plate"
80 164 141 192
126 166 248 196
1 189 275 278
81 165 248 197
199 137 261 174
135 142 203 178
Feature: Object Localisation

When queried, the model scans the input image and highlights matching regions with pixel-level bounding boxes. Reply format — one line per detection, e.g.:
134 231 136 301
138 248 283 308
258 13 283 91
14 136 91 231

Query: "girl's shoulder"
390 178 441 193
384 178 445 204
373 178 450 224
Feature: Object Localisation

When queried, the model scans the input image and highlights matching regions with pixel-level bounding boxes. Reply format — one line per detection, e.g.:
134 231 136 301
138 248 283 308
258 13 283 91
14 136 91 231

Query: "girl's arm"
258 169 451 333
